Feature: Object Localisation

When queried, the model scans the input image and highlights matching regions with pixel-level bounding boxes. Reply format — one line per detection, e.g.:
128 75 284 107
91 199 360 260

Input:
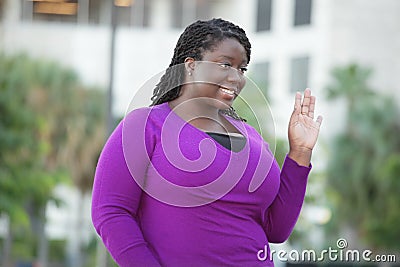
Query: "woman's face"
185 38 248 110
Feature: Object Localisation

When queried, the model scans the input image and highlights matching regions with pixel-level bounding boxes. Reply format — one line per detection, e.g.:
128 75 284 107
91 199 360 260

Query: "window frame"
293 0 312 27
256 0 273 32
250 61 270 97
290 56 310 93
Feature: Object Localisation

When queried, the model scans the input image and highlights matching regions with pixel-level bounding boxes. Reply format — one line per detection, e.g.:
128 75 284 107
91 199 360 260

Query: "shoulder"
123 103 169 130
122 105 170 156
124 103 167 120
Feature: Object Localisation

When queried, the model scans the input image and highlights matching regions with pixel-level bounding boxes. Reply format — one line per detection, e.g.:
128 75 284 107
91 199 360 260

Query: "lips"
219 86 238 96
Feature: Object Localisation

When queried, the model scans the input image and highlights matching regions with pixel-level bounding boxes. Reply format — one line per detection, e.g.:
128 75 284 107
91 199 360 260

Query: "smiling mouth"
219 86 238 96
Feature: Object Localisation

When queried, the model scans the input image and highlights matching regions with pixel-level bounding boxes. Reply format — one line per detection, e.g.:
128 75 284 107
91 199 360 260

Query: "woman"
91 18 322 267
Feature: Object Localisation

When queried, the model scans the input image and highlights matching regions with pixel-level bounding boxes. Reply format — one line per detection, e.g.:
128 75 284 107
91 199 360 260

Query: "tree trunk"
26 201 49 267
37 205 48 267
67 190 82 267
1 215 13 267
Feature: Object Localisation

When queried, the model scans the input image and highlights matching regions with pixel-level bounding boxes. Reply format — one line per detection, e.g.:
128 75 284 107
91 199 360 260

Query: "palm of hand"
288 89 323 152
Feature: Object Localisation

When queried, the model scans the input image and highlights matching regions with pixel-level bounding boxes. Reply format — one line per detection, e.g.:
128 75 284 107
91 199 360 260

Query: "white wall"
330 0 400 100
2 23 181 115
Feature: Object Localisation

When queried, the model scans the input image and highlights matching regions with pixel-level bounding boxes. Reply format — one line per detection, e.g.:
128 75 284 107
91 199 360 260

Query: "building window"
0 0 4 21
290 56 309 93
88 0 101 24
171 0 211 29
114 4 131 26
130 0 151 27
113 0 150 27
20 0 151 26
293 0 312 26
171 0 184 28
22 0 79 23
250 62 270 97
256 0 272 32
195 0 210 21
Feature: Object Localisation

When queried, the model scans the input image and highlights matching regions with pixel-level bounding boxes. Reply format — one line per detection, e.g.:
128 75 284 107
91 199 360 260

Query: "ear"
184 57 195 74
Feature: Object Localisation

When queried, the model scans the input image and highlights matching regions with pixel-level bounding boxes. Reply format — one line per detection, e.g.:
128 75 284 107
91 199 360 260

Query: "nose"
226 67 243 85
226 67 245 89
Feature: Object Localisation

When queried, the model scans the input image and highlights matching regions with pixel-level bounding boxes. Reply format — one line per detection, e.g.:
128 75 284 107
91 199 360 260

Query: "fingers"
293 91 302 115
309 96 316 119
301 88 311 115
294 88 321 123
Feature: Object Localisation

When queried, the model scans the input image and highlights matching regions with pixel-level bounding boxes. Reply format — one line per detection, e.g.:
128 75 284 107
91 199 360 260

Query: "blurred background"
0 0 399 266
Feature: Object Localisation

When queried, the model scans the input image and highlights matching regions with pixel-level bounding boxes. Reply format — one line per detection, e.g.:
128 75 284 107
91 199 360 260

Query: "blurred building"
1 0 399 261
1 0 400 131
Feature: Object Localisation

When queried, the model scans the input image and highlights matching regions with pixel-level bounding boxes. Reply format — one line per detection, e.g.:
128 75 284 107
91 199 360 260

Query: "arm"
264 89 322 243
91 111 161 267
263 155 311 243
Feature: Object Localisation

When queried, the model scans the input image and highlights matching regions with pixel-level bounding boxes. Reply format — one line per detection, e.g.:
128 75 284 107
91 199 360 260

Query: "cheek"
239 76 246 89
207 73 225 85
233 77 246 97
196 67 225 84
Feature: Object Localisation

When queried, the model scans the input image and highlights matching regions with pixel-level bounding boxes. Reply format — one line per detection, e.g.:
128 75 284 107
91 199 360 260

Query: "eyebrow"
218 55 248 65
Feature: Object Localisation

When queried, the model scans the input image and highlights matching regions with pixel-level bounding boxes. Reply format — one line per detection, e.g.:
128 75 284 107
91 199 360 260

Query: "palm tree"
62 89 106 267
325 63 400 253
0 53 107 266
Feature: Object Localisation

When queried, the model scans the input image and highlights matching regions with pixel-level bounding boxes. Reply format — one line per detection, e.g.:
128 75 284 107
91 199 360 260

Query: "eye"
239 67 248 74
218 63 231 69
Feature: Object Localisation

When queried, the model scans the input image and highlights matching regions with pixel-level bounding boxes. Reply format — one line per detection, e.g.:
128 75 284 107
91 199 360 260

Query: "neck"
168 94 231 133
168 83 222 121
169 96 220 121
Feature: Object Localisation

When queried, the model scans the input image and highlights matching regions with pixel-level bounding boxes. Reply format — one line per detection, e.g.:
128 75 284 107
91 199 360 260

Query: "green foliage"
0 53 41 224
48 239 66 262
326 63 374 101
0 52 106 261
11 226 35 260
325 63 400 250
365 153 400 248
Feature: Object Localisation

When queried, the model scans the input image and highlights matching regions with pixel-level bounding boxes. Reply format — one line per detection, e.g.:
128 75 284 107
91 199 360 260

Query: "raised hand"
287 88 323 166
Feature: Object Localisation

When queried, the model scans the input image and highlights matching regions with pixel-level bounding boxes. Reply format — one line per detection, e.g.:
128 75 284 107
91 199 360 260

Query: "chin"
214 100 233 110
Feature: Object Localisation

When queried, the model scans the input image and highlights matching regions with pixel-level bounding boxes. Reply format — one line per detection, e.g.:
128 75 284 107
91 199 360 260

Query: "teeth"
220 88 235 95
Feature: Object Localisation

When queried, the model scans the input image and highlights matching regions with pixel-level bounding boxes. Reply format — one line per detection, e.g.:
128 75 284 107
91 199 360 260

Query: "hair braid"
150 18 251 121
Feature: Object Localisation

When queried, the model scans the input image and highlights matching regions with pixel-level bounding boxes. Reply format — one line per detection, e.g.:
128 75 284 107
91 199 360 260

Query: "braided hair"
150 18 251 121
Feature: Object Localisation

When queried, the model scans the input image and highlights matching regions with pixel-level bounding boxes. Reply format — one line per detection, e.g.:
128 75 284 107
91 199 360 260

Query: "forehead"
202 38 248 64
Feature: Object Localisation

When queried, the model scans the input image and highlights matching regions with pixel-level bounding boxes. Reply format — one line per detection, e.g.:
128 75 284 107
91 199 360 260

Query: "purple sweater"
91 103 311 267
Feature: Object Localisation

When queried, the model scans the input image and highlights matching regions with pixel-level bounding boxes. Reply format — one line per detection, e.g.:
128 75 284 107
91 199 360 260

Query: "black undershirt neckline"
206 132 246 152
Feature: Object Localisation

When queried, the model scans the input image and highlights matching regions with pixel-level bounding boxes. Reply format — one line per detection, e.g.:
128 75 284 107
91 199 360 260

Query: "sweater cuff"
279 155 312 206
285 154 312 171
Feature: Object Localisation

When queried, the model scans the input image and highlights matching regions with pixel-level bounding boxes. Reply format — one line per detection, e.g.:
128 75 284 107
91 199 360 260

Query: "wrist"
288 147 312 167
289 145 312 154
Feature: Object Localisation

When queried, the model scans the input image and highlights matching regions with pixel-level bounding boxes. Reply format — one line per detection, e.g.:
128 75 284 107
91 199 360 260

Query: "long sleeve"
263 155 311 243
91 110 161 267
